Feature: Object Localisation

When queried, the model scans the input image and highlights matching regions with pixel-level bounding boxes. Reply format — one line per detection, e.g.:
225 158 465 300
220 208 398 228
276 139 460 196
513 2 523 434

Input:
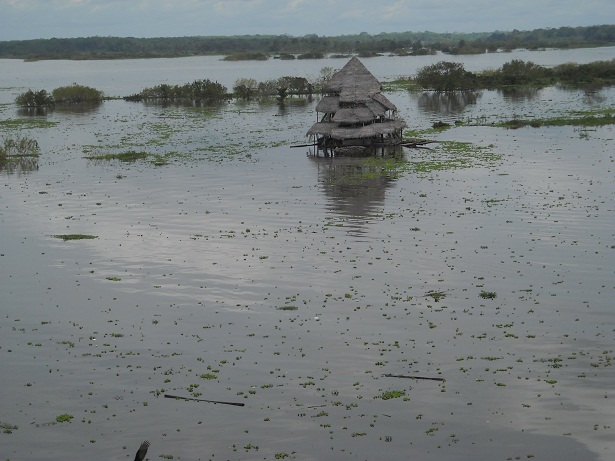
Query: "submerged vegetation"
85 151 149 162
15 89 54 108
233 75 313 99
0 136 40 158
52 84 104 104
1 421 19 434
52 234 98 241
494 108 615 129
0 118 57 129
123 71 322 104
400 58 615 91
0 135 40 173
124 79 228 103
84 149 193 166
15 84 103 110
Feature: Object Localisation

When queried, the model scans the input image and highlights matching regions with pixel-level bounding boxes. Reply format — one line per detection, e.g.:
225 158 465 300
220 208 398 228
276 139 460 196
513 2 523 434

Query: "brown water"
1 50 614 460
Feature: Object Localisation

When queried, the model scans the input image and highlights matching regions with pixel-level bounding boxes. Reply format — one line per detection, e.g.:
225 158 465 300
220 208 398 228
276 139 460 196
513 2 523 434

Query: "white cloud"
380 0 412 21
281 0 306 14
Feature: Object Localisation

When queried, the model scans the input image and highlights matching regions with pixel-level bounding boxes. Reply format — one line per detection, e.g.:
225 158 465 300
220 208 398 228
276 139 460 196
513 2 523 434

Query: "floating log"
383 373 445 382
399 139 438 148
134 440 150 461
164 393 245 407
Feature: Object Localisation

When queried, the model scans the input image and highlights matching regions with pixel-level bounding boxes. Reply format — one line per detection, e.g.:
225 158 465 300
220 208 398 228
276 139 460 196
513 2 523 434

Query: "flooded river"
1 48 614 460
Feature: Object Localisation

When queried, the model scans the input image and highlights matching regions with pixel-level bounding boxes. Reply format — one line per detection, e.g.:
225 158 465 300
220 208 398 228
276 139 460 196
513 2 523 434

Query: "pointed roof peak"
324 56 382 96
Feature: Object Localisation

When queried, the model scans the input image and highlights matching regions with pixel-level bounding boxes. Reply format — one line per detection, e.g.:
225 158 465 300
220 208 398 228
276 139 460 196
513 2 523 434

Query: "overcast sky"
0 0 613 41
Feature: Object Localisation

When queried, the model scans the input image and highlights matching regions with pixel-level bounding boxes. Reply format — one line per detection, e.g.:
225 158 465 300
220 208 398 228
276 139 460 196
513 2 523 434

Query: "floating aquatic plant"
379 390 406 400
52 234 98 241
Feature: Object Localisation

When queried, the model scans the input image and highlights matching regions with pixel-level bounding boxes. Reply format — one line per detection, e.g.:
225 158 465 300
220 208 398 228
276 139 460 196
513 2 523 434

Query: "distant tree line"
1 25 614 60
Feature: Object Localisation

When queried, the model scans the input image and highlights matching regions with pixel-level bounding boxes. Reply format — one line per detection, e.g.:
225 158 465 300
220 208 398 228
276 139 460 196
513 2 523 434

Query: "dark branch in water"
383 373 445 382
164 393 245 407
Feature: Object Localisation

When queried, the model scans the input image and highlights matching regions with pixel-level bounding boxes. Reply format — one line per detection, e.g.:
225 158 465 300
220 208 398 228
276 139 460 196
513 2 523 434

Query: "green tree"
498 60 549 85
233 78 257 99
52 84 103 104
415 61 475 91
15 89 54 107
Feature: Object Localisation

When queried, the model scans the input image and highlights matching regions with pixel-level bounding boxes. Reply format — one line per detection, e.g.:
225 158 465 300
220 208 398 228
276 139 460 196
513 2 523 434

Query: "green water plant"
495 110 615 129
52 234 97 241
426 290 447 302
379 390 406 400
480 290 497 299
1 421 18 433
0 118 57 129
55 414 74 423
85 150 149 162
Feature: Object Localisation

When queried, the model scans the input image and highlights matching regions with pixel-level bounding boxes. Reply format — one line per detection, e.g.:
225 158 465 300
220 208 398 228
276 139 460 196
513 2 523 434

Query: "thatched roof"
370 92 397 111
315 95 340 113
324 57 382 100
316 93 397 116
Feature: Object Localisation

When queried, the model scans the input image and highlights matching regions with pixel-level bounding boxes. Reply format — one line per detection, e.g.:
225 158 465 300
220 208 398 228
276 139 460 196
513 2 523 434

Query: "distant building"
307 57 406 154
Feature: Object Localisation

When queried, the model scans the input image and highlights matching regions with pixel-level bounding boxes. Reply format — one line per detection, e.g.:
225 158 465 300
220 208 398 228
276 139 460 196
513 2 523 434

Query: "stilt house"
307 57 406 151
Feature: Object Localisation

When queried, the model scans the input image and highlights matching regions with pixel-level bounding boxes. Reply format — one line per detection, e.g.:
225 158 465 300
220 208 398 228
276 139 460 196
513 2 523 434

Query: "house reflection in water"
308 150 405 236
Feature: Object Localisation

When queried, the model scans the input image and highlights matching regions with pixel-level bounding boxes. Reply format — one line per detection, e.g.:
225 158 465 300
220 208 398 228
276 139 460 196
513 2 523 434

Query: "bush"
415 61 476 91
133 79 228 103
52 84 104 104
297 51 324 59
234 76 313 99
15 89 54 107
497 60 550 85
233 78 258 99
554 59 615 84
277 76 311 95
223 52 268 61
